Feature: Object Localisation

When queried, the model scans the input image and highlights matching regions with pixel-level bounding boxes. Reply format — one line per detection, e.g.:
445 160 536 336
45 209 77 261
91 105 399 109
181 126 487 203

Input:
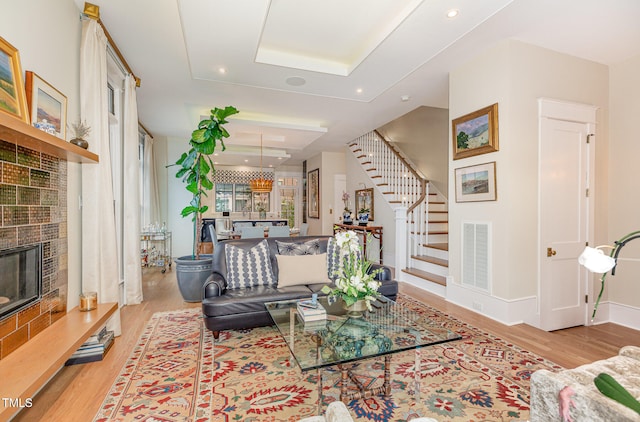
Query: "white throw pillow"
276 253 331 288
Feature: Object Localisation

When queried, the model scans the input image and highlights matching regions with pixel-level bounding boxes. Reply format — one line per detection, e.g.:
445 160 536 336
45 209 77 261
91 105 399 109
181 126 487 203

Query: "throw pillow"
276 253 331 288
276 239 321 255
225 239 276 289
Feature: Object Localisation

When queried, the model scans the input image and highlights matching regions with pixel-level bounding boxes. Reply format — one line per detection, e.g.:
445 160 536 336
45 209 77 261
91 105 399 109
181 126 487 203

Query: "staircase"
348 131 449 292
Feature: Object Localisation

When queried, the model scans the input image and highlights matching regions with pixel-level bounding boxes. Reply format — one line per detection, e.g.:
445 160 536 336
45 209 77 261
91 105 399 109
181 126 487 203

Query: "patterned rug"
94 295 562 421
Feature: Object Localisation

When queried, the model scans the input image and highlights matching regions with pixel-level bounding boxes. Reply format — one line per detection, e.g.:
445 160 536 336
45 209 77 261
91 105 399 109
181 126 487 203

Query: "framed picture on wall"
355 187 374 221
25 71 67 139
455 161 497 202
0 36 30 123
452 103 499 160
307 169 319 219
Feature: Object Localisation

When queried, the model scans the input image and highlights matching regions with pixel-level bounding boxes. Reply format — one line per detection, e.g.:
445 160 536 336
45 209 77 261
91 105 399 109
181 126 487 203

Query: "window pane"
215 183 233 212
235 184 251 212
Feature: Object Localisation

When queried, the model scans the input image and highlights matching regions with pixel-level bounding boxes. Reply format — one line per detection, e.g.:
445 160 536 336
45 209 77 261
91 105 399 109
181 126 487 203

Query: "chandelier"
249 134 273 193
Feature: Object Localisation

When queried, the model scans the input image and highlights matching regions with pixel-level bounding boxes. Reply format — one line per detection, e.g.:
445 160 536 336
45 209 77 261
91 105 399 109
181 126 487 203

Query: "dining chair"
268 225 290 238
299 223 309 236
240 226 266 239
208 225 219 249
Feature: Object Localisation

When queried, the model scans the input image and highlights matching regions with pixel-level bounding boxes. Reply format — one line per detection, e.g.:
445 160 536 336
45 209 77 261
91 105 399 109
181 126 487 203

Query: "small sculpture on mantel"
69 120 91 149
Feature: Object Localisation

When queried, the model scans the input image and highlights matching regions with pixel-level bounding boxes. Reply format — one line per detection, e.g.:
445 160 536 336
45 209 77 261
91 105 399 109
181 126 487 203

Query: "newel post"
395 206 408 276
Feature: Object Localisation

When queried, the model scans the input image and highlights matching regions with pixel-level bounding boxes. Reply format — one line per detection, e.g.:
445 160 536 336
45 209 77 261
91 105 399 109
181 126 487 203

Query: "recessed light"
218 67 227 74
447 9 459 18
401 95 410 102
244 159 248 163
278 157 282 160
356 88 363 94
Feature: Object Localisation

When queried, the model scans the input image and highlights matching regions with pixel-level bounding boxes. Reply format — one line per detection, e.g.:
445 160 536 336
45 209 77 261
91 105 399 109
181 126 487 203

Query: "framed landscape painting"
452 103 498 160
307 168 319 219
455 162 497 202
26 71 67 139
0 36 29 123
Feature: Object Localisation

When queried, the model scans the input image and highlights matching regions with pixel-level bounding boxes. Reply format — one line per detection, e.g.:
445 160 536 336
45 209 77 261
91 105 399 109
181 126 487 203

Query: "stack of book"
65 326 115 366
296 300 327 322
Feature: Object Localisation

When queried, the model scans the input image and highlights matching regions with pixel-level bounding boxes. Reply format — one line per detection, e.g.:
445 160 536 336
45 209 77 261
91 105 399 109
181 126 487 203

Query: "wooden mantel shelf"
0 113 99 163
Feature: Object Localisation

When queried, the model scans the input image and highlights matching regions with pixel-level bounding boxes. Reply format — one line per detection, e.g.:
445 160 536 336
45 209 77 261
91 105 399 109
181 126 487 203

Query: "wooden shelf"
0 302 117 421
0 113 99 163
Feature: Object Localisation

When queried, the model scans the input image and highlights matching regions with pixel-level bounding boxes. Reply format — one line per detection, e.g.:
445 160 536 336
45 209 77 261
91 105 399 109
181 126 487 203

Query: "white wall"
448 40 609 325
378 106 449 197
1 0 83 308
608 53 640 324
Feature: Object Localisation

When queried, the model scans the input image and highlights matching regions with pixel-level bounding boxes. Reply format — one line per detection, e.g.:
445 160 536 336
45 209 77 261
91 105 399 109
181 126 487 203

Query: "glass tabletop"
265 296 461 372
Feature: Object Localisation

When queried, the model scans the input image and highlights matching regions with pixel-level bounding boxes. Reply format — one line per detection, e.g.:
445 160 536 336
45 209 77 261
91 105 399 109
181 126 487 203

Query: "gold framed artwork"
0 36 29 123
307 168 319 219
455 161 497 203
25 71 67 139
452 103 499 160
355 187 374 221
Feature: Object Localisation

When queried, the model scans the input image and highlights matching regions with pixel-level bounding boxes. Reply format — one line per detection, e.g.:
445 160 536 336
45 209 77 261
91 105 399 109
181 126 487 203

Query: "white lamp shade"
578 247 616 273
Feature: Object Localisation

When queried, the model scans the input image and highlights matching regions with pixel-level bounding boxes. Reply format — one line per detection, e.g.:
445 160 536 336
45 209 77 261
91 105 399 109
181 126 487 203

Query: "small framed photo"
455 162 497 203
25 71 67 139
452 103 499 160
0 36 29 123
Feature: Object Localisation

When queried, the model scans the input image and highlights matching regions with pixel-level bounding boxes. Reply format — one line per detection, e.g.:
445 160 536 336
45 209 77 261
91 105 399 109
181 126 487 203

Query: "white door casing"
538 99 597 331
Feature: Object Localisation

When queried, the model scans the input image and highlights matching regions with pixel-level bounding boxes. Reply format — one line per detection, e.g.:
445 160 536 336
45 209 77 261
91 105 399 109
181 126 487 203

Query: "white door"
539 100 595 331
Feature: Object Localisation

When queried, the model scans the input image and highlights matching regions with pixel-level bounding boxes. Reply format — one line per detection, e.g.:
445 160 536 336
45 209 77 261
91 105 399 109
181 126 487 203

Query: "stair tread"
424 242 449 251
402 268 447 286
428 230 448 235
412 255 449 267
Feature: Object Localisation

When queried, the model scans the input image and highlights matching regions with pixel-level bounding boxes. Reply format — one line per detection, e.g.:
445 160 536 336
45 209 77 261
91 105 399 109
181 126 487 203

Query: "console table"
333 223 383 264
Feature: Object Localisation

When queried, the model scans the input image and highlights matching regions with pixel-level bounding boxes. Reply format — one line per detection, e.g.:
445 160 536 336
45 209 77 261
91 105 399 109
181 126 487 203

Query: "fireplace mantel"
0 113 99 163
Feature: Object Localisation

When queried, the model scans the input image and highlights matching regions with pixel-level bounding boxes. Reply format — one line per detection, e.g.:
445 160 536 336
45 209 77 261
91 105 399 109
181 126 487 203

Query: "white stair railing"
349 131 428 264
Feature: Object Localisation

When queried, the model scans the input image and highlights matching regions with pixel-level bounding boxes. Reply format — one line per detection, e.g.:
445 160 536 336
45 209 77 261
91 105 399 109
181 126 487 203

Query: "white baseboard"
446 281 537 326
608 302 640 330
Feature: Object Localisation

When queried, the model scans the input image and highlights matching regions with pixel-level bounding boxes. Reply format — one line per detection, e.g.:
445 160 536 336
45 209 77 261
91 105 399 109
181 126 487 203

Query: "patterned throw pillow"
225 239 276 289
276 239 321 256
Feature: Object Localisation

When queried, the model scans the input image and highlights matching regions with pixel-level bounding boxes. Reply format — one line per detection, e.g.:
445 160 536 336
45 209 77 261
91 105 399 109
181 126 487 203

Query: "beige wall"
449 40 609 305
378 106 449 197
1 0 83 308
608 53 640 310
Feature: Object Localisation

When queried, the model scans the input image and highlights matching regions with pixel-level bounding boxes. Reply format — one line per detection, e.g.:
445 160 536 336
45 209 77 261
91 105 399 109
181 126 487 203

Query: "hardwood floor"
13 272 640 421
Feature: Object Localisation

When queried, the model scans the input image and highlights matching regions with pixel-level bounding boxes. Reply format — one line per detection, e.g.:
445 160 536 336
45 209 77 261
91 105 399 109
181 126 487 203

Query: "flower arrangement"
322 230 382 310
342 191 351 212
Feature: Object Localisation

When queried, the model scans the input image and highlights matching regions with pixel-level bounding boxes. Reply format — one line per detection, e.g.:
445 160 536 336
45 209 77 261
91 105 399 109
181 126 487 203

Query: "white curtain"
123 75 143 304
142 133 160 228
80 18 121 336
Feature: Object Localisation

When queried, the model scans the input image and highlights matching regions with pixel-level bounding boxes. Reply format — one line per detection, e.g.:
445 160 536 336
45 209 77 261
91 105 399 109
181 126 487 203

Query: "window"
215 183 251 212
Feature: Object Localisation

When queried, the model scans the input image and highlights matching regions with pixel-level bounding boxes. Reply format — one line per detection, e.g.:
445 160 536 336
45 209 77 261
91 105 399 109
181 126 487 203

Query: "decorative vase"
70 138 89 149
174 254 213 302
358 212 369 226
343 211 352 225
343 299 367 318
259 210 267 219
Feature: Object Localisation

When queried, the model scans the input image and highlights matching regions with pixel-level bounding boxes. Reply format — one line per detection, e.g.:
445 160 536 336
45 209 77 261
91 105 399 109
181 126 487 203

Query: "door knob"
547 247 557 257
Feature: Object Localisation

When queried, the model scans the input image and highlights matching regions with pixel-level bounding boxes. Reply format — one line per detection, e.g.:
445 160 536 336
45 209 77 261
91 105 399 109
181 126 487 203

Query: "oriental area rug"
94 295 562 422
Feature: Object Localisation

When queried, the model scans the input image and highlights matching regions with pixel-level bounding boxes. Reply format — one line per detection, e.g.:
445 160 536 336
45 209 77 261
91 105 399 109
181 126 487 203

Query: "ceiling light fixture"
447 9 459 18
356 88 363 94
249 134 273 193
218 67 227 74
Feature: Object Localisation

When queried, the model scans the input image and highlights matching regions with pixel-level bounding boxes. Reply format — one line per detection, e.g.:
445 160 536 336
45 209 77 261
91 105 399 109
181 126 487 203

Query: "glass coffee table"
265 295 461 411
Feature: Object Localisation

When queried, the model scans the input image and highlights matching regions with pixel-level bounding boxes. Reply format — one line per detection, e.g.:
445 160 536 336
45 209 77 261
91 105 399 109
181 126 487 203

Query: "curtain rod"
83 2 141 88
139 122 154 139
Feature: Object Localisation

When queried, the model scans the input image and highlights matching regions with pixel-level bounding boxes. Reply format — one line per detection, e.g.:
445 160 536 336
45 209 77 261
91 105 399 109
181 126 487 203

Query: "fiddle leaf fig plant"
175 105 239 259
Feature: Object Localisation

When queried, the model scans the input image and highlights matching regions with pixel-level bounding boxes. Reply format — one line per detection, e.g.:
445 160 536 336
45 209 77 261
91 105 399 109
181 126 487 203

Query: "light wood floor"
14 270 640 421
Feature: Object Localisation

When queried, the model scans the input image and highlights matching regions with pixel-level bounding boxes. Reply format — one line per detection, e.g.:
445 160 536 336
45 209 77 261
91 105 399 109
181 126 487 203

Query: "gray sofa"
201 235 398 339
